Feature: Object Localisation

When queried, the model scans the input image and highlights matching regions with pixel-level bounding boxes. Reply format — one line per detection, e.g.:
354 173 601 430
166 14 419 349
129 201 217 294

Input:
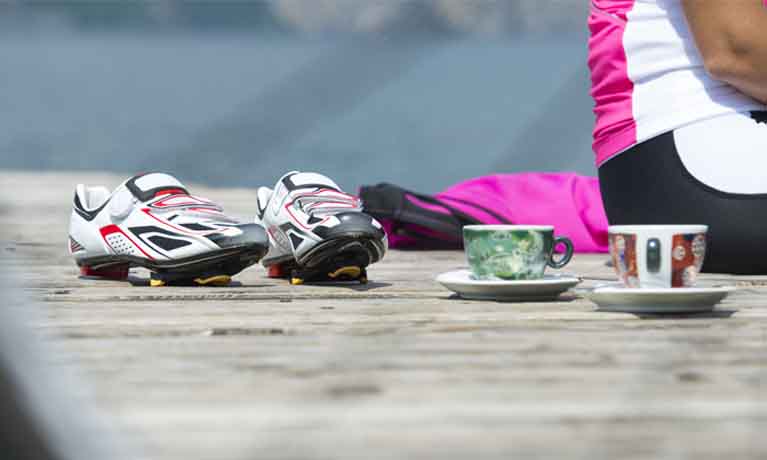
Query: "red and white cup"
608 225 708 289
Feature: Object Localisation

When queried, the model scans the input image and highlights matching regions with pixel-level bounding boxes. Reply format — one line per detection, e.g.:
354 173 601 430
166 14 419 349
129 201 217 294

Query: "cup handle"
548 236 574 269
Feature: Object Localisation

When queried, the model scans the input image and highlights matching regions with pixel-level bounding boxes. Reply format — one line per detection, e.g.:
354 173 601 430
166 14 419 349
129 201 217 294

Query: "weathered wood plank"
2 170 767 460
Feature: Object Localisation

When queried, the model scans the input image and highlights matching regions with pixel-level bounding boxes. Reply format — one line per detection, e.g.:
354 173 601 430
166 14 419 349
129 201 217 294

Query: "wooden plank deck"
3 171 767 460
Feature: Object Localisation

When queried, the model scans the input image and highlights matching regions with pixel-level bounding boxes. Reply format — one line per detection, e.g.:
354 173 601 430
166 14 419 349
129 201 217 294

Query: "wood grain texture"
2 171 766 460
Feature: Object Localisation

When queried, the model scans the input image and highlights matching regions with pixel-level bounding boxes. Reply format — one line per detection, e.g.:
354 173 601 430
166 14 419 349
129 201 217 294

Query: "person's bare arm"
682 0 767 104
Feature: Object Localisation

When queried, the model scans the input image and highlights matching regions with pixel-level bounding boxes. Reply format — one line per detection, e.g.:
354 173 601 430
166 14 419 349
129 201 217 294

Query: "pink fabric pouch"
359 173 609 253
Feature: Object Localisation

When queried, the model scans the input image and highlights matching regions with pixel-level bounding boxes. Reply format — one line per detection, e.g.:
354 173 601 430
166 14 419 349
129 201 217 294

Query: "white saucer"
435 270 581 302
583 284 735 313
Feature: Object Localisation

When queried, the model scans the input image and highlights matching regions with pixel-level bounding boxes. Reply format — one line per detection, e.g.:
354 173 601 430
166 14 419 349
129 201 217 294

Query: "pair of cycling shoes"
68 171 388 287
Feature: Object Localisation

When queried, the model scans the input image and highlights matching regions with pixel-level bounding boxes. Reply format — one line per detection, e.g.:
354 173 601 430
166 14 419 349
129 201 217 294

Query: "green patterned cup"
463 225 574 280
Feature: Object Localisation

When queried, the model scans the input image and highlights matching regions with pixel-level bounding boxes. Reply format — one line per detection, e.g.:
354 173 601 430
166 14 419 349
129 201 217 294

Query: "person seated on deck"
589 0 767 274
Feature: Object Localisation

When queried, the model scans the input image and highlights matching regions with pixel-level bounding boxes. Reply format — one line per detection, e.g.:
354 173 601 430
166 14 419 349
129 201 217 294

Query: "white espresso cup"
608 225 708 288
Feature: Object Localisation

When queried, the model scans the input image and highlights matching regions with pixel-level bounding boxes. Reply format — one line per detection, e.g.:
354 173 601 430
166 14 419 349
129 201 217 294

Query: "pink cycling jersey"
588 0 767 167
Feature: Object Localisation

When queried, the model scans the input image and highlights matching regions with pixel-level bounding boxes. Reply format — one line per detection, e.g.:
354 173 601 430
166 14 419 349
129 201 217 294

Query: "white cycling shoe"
254 171 387 284
68 172 269 286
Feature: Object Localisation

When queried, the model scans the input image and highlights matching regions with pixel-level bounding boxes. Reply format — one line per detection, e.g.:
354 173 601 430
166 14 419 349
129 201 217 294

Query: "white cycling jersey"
588 0 767 166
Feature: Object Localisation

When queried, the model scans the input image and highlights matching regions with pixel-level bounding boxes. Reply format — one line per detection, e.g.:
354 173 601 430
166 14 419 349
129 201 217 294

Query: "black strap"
360 183 486 244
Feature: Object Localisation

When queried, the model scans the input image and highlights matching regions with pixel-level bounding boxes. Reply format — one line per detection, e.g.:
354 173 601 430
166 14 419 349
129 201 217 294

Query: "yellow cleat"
149 279 166 287
193 275 231 287
290 277 304 285
328 266 361 280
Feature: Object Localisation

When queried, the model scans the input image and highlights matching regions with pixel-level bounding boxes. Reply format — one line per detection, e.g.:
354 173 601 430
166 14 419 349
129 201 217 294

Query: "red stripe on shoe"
99 224 155 260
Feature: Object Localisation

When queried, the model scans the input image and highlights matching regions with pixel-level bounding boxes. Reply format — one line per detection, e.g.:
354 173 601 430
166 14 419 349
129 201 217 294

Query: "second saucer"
583 284 734 313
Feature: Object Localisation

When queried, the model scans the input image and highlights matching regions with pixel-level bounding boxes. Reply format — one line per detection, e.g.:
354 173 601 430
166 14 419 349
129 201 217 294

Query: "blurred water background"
0 1 594 193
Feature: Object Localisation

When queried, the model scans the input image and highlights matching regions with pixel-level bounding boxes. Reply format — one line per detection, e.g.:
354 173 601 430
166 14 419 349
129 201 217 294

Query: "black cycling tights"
599 129 767 274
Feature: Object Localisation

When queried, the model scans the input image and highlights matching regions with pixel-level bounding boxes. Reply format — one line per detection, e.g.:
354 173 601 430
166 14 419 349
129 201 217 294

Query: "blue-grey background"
0 1 595 193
